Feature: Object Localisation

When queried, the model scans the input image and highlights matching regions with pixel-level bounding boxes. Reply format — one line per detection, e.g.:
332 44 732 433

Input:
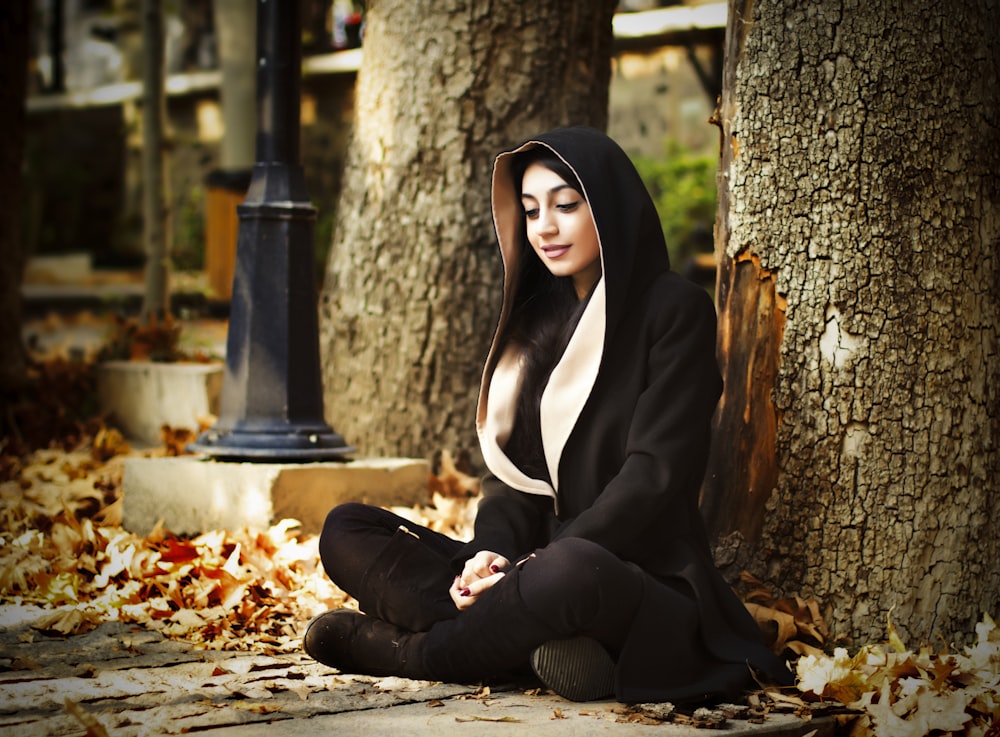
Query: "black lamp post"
190 0 352 460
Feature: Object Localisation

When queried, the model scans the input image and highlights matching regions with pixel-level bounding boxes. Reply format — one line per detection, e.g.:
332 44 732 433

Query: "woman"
304 126 792 703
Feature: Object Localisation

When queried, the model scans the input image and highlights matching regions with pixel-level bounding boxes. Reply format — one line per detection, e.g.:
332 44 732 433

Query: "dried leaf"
91 427 129 462
886 609 907 654
64 698 110 737
746 601 799 654
428 449 481 498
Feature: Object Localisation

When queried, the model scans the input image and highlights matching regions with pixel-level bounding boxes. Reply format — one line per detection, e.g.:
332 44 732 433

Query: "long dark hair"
501 146 593 482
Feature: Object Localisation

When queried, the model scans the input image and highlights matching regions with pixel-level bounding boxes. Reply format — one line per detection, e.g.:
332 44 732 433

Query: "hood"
477 126 671 502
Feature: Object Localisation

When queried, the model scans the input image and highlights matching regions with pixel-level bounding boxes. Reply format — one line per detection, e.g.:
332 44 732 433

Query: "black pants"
318 502 644 659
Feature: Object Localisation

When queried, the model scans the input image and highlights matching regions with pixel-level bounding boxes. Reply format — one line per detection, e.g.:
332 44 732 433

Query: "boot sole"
530 637 615 702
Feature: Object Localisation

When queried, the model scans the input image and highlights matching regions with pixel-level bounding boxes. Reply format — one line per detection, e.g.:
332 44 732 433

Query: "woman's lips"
541 244 571 259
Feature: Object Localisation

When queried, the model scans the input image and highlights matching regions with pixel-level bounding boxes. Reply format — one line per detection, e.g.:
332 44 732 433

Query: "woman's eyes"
523 201 581 219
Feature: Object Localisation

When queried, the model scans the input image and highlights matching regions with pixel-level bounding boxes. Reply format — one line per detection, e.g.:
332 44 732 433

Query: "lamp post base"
189 428 354 462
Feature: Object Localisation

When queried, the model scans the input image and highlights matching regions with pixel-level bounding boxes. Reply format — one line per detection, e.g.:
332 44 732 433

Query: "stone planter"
97 360 224 446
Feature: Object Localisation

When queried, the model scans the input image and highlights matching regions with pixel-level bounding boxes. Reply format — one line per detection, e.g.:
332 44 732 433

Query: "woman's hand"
450 550 510 610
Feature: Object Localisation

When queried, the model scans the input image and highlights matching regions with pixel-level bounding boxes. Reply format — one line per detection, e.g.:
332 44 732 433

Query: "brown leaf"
429 449 481 498
64 698 110 737
745 601 799 653
160 424 203 456
91 427 130 462
33 607 101 635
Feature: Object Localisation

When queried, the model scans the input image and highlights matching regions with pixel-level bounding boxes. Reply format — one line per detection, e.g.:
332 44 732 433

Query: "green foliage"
173 183 206 271
314 206 336 287
630 141 718 270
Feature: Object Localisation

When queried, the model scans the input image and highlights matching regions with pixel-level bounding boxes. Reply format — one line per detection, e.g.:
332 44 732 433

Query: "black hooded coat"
468 127 791 702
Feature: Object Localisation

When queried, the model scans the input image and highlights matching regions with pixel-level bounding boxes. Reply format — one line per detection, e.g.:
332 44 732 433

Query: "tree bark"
213 0 256 170
319 0 617 459
704 0 1000 647
0 0 31 394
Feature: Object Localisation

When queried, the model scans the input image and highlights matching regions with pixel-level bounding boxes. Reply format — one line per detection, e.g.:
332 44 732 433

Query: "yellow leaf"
886 609 907 654
44 571 80 605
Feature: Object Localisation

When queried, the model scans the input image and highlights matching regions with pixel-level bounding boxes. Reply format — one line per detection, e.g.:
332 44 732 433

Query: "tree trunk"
0 0 31 394
213 0 256 170
141 0 171 318
319 0 617 459
703 0 1000 647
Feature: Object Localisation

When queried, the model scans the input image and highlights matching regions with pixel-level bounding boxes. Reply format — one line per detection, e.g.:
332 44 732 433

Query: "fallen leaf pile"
1 356 102 457
0 418 480 653
785 614 1000 737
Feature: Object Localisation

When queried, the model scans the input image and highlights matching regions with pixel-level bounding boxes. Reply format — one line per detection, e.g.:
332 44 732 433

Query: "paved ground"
0 605 835 737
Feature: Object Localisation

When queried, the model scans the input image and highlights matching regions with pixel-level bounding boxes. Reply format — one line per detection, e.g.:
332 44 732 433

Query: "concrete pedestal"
122 455 430 536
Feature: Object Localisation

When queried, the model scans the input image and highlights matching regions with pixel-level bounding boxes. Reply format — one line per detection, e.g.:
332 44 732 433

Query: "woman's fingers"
449 576 466 609
451 551 515 609
489 554 512 574
460 551 510 588
465 571 505 597
450 570 506 610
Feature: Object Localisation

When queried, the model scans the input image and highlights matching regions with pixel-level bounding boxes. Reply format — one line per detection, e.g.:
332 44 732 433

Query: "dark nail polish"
461 588 471 597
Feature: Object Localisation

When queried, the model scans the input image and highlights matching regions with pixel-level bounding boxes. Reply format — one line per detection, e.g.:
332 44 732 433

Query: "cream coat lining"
476 278 607 510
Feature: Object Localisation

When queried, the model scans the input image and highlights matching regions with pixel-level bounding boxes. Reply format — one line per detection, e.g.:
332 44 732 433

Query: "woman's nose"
536 208 558 234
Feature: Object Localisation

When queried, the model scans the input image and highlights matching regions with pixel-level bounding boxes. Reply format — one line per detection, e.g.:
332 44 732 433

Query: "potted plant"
95 313 223 447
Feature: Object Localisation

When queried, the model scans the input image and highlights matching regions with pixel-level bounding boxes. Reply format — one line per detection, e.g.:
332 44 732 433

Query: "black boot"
530 637 615 701
303 609 425 677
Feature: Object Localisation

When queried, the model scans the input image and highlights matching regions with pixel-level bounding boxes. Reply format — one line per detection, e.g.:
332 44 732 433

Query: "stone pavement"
0 605 835 737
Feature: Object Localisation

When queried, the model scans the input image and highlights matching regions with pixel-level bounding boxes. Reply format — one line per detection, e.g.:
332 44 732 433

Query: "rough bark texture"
705 0 1000 647
319 0 617 459
0 0 31 394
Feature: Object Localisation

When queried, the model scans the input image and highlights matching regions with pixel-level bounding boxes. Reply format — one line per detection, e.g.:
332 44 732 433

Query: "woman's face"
520 162 602 300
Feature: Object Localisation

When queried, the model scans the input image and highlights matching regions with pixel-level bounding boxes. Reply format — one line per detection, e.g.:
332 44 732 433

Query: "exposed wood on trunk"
702 251 784 543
